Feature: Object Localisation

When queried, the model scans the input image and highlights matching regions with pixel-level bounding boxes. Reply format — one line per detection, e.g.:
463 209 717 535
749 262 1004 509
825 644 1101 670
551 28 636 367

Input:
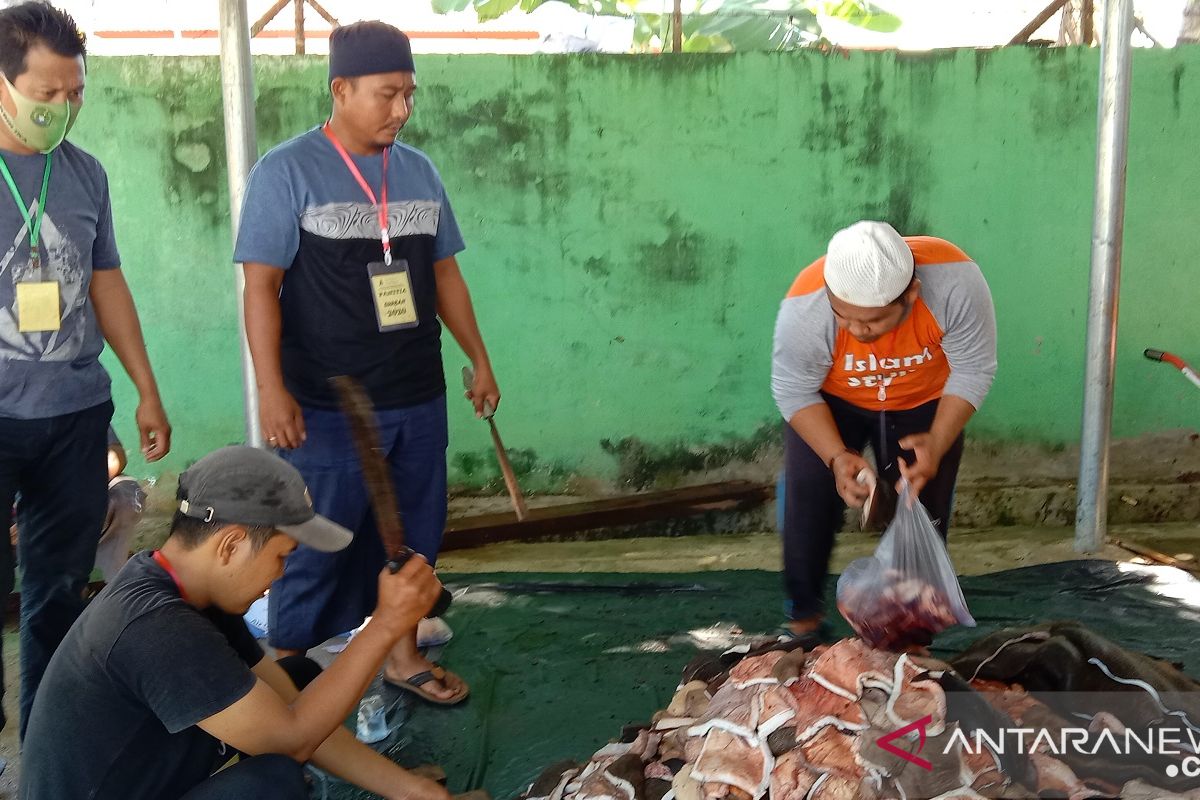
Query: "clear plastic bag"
836 481 975 651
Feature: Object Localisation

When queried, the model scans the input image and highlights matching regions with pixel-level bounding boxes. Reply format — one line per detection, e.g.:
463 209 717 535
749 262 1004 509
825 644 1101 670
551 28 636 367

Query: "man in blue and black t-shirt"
236 20 499 704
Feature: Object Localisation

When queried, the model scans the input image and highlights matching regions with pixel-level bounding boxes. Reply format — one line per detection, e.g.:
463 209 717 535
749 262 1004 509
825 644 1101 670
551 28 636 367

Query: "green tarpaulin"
327 560 1200 800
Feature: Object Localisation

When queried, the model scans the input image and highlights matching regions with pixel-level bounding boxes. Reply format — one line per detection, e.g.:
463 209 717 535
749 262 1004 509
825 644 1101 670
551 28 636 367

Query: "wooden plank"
1110 537 1200 574
181 29 541 41
250 0 291 38
306 0 339 28
1009 0 1071 44
442 480 772 551
672 0 683 53
4 483 770 611
294 0 305 55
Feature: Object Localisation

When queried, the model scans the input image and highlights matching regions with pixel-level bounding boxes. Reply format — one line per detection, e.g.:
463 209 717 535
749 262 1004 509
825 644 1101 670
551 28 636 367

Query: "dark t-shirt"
21 552 265 800
233 128 466 410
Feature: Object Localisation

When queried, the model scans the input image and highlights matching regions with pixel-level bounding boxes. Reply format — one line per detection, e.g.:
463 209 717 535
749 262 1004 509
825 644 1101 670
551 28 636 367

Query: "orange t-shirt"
772 237 997 416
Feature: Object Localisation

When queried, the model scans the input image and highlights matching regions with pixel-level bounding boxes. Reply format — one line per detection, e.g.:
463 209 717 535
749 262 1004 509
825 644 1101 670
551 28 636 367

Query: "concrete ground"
1 522 1197 797
436 522 1200 576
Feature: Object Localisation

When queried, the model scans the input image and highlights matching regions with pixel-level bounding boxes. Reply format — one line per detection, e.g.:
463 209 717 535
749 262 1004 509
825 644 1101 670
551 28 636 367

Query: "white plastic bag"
836 481 975 651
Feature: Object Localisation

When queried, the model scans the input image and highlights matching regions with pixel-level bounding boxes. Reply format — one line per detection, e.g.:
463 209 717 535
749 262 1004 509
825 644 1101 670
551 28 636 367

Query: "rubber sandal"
384 665 470 705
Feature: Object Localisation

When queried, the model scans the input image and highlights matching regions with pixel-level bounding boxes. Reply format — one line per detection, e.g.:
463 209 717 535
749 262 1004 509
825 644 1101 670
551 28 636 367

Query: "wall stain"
820 79 834 110
583 256 612 278
254 84 327 147
450 447 571 493
1027 48 1091 135
600 421 779 490
856 59 888 168
577 52 736 78
161 88 227 225
637 212 737 286
897 51 944 113
804 81 854 152
1172 63 1185 115
974 49 994 84
861 185 928 237
404 84 570 229
103 60 231 227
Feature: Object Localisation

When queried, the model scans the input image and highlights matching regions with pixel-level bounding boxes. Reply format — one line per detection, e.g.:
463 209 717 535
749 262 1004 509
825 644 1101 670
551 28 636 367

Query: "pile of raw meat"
520 634 1200 800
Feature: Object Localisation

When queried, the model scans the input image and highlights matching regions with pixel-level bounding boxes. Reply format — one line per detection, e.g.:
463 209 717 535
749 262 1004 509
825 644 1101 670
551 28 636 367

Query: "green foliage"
430 0 901 51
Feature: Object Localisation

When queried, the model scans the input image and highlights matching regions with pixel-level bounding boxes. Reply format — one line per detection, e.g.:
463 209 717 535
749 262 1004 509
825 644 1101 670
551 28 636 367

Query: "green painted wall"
74 49 1199 485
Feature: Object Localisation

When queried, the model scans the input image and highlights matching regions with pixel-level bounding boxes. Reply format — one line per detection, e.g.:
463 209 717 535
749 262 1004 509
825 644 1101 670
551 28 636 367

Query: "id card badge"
16 281 61 332
367 260 419 333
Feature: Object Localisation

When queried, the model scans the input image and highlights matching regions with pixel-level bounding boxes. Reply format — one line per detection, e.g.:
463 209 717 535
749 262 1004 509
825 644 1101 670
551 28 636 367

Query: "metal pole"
218 0 264 447
1075 0 1134 552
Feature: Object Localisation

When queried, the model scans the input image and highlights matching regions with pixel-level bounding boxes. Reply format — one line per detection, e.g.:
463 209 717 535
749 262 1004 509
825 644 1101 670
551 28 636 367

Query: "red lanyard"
323 121 392 266
152 550 190 603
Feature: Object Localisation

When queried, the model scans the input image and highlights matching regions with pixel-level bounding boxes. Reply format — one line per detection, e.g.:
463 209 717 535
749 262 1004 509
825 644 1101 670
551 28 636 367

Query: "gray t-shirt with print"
0 141 121 419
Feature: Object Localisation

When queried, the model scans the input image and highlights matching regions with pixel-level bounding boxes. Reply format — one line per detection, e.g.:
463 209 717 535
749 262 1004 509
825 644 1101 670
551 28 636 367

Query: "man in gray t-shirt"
771 221 997 646
0 2 171 737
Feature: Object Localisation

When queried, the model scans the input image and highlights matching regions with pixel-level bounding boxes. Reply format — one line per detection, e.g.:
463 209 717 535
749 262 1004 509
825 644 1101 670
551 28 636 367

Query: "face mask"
0 74 80 154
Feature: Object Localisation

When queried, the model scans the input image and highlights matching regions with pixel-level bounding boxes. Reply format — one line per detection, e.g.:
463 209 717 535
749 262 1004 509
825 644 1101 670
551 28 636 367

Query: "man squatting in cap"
22 446 451 800
237 22 498 703
771 221 997 646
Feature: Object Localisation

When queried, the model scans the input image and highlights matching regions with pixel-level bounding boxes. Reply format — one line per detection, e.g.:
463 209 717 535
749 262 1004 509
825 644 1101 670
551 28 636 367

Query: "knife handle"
387 546 453 618
462 365 496 420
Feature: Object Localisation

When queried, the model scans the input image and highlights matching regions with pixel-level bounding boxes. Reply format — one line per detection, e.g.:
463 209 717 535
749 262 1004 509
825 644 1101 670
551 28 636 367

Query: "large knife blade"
331 375 451 617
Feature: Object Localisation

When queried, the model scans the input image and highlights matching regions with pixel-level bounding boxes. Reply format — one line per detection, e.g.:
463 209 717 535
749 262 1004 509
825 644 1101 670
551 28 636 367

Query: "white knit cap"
824 221 915 307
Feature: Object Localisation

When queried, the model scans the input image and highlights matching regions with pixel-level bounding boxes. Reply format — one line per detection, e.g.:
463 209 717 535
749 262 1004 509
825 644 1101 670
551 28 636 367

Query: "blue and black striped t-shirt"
234 126 465 410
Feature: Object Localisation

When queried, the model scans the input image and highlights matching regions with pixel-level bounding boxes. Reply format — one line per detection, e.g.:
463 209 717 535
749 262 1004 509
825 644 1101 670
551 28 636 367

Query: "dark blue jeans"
180 754 306 800
781 393 964 621
268 395 449 651
178 656 319 800
0 400 113 737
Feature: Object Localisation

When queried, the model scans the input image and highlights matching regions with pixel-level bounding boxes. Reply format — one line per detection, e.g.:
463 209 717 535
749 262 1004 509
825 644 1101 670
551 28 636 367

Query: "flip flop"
385 665 470 705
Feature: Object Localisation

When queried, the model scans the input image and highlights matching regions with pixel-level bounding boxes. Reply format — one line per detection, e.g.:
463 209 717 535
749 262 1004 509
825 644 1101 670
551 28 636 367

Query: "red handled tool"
1144 349 1200 390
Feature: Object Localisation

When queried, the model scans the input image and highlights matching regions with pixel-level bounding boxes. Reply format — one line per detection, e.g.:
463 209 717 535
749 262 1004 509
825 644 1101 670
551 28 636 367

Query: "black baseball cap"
178 446 352 552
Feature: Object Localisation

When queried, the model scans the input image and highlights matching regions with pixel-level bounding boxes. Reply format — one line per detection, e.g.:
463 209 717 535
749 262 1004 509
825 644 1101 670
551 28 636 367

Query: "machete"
331 375 452 618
